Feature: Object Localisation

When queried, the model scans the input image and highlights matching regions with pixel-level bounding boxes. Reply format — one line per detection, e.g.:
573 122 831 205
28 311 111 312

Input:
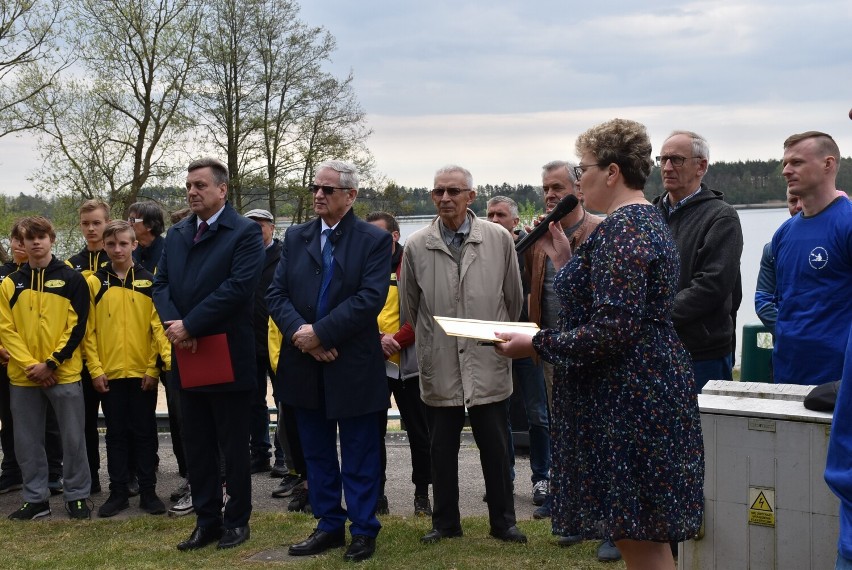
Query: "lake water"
397 208 790 363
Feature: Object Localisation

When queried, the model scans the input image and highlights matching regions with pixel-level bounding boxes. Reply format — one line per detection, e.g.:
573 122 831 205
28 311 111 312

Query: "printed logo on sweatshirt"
809 247 829 270
44 280 66 288
133 279 153 288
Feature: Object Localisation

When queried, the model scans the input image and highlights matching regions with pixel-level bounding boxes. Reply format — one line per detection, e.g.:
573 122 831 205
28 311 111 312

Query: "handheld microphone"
515 194 579 254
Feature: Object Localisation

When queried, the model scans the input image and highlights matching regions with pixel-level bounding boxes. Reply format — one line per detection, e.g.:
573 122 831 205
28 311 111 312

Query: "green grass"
0 511 625 569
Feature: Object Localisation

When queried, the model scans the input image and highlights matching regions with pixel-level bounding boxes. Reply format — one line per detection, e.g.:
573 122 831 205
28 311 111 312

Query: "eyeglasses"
431 187 471 197
656 155 701 167
309 183 351 195
127 217 143 223
572 164 602 180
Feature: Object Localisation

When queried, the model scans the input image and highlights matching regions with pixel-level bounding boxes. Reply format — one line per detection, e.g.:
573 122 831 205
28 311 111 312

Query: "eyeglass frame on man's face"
431 187 471 198
309 183 352 195
127 217 144 224
655 155 702 168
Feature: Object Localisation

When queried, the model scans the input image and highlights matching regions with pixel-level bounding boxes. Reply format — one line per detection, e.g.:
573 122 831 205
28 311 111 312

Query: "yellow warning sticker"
748 487 775 527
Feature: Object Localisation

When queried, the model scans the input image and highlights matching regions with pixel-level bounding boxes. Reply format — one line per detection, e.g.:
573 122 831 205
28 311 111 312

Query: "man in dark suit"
153 157 264 551
267 160 391 563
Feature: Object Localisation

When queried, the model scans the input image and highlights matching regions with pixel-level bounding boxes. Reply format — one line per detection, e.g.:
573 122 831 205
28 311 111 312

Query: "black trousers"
0 365 62 479
278 402 306 477
380 375 431 493
160 372 187 478
81 366 102 481
101 378 158 492
425 399 516 533
181 389 252 530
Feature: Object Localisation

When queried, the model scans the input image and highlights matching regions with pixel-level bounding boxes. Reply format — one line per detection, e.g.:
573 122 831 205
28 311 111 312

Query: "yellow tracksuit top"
0 257 89 386
82 263 166 380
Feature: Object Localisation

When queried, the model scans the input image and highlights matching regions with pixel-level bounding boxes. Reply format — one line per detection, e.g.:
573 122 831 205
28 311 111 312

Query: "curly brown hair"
575 118 653 190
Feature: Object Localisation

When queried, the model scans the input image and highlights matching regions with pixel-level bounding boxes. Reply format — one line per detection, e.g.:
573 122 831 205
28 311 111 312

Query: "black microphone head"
550 194 579 218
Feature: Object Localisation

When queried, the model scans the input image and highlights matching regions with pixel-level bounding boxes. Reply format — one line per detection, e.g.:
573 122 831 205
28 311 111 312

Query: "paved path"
0 431 539 523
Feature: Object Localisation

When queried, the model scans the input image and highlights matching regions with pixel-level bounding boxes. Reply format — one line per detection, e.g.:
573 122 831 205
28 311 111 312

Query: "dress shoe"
218 526 250 549
177 525 222 551
420 527 463 544
344 535 376 562
558 534 583 547
489 525 528 543
288 528 346 556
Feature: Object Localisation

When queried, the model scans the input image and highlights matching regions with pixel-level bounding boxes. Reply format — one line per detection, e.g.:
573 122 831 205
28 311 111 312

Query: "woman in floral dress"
497 118 704 569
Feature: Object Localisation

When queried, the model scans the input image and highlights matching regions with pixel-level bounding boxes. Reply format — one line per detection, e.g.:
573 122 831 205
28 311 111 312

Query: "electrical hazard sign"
748 487 775 527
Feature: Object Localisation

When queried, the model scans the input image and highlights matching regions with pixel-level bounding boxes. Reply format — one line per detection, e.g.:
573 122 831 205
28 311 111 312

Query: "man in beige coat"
401 164 525 546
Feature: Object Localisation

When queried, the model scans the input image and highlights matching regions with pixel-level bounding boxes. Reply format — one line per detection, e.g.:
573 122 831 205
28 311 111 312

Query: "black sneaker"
66 499 92 520
0 471 23 494
414 494 432 517
47 475 63 496
270 463 288 478
376 495 389 515
8 501 51 520
532 480 549 506
127 476 140 497
287 487 310 513
139 490 166 515
98 491 130 518
250 458 272 474
271 474 304 498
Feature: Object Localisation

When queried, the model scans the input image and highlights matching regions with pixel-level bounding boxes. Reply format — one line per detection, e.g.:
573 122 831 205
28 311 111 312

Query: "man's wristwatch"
45 359 58 371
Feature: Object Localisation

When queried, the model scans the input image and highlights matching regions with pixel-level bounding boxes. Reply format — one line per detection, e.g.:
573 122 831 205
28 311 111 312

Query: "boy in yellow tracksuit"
83 220 167 518
0 216 91 520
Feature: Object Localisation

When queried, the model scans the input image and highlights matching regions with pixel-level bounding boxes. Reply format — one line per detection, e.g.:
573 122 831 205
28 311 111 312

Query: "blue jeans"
837 552 852 570
691 354 733 394
508 357 551 483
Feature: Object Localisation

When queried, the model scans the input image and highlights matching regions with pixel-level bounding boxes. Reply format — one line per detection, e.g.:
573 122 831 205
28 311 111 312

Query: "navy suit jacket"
153 202 264 392
267 208 391 419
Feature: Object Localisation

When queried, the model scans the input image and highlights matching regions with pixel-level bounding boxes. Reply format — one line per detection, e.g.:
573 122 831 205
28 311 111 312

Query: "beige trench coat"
401 212 522 407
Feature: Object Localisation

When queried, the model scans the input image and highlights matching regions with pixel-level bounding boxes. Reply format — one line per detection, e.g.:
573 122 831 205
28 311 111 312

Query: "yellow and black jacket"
0 256 89 386
66 246 109 278
83 263 166 380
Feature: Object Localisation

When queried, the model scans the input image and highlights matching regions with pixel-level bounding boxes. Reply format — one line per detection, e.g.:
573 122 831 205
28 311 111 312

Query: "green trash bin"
740 322 773 382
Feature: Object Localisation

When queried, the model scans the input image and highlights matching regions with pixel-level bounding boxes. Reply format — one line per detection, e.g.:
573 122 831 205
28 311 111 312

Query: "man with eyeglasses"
267 160 391 562
401 165 526 546
652 131 743 392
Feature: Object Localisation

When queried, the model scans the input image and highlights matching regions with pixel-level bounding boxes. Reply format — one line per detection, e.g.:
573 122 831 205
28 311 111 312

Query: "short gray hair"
667 130 710 162
316 160 359 189
434 164 473 189
188 157 229 186
487 195 519 218
541 160 578 185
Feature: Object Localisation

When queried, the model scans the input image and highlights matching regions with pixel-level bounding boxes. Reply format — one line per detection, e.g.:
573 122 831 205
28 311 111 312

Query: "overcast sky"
1 0 850 194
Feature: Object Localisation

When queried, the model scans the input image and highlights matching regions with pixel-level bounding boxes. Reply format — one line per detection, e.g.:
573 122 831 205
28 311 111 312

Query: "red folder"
175 334 235 388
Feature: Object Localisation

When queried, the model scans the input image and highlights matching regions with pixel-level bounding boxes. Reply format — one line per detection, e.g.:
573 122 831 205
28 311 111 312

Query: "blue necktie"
317 228 334 318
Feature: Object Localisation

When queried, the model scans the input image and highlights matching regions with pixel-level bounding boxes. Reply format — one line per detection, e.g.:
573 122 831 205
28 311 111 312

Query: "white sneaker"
168 491 194 517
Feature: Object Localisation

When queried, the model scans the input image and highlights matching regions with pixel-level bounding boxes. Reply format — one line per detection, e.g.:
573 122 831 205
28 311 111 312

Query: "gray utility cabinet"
680 381 838 570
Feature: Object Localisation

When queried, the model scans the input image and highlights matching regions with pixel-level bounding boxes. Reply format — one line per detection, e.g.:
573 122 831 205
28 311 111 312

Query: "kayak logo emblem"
808 247 828 270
